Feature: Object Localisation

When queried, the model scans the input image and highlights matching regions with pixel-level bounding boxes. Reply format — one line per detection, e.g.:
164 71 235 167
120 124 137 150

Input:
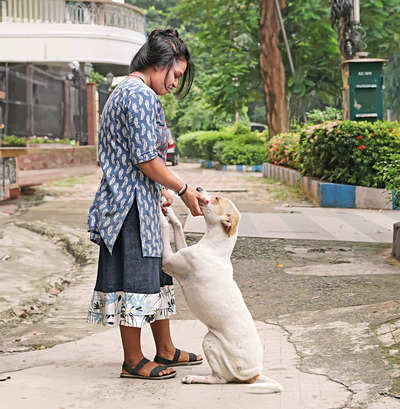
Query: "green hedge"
178 131 232 160
214 141 266 165
178 122 267 164
299 120 400 188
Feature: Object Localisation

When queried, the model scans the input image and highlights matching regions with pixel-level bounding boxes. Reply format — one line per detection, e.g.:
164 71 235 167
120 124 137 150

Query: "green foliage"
305 107 342 124
358 0 400 57
177 132 200 159
28 137 74 145
285 0 400 123
178 130 232 160
174 0 261 118
266 133 301 170
128 0 400 131
299 120 400 187
215 142 266 166
384 55 400 119
89 71 106 87
1 135 27 147
178 123 266 164
374 153 400 199
196 131 234 160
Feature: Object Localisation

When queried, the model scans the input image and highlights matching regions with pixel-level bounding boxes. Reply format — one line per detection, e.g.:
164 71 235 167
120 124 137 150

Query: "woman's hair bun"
165 28 179 38
148 28 179 40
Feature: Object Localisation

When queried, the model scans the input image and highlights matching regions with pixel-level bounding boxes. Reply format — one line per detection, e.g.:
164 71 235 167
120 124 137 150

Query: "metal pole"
4 63 8 137
78 71 82 145
274 0 295 76
353 0 360 24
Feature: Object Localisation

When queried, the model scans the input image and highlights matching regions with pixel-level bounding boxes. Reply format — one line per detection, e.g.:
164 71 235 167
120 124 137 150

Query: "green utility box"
342 58 387 122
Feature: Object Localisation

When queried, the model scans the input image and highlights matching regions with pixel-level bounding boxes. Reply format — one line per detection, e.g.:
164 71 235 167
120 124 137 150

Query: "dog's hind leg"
182 374 227 384
181 332 230 385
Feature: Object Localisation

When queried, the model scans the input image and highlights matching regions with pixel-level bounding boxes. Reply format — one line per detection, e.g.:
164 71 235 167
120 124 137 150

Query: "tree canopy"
127 0 400 133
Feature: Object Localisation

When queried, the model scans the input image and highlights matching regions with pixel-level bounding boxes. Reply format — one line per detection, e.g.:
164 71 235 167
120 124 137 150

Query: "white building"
0 0 146 75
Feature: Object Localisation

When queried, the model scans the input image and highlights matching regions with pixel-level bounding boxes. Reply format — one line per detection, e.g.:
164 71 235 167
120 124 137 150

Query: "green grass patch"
268 184 307 201
51 176 88 187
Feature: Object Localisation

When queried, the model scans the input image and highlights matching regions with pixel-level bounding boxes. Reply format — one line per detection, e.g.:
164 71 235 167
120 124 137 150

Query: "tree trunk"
258 0 289 137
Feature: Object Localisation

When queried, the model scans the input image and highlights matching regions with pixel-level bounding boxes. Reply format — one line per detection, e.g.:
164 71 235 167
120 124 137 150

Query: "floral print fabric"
88 285 176 328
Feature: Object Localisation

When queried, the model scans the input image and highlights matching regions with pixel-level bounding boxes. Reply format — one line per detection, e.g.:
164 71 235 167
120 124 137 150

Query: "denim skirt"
87 200 175 327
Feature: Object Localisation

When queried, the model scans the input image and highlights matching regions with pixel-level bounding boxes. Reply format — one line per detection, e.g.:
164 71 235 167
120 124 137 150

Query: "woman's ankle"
124 353 145 366
156 344 176 356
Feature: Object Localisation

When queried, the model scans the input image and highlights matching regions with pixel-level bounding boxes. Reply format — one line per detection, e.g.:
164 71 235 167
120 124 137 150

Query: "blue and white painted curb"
200 160 262 173
262 162 399 210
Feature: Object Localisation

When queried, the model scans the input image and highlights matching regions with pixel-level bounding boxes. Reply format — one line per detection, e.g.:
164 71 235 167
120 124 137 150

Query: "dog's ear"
220 210 239 237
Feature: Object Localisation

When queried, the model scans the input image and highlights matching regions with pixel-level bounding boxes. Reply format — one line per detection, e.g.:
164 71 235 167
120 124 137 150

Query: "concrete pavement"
1 163 400 409
185 206 399 243
0 320 350 409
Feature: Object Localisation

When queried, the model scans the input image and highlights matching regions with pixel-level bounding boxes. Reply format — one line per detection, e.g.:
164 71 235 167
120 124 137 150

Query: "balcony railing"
0 0 145 33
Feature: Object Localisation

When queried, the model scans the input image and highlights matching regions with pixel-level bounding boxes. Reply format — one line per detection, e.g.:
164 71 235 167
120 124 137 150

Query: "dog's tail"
247 375 284 394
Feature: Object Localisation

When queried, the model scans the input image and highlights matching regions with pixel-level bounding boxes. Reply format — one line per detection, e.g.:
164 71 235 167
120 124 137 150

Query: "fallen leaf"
276 263 283 268
48 288 61 296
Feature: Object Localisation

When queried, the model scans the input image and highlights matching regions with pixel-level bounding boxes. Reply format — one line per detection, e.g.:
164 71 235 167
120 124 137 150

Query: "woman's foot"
155 347 203 366
121 356 175 377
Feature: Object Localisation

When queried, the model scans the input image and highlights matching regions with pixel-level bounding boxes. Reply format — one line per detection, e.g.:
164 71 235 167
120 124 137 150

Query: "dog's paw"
165 207 180 225
181 375 195 384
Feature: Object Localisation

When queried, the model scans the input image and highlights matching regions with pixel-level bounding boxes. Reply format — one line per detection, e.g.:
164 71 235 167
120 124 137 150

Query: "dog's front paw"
165 206 181 225
181 375 195 384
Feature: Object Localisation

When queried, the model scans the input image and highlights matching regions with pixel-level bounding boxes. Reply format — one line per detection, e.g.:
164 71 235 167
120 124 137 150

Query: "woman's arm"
136 157 207 216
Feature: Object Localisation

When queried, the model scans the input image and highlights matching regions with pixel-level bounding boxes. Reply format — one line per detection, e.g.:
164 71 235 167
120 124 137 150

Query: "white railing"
0 0 145 32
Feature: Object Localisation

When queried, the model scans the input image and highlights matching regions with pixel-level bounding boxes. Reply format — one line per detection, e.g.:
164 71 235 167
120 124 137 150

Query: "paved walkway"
19 165 97 187
0 320 349 409
185 206 399 243
2 163 400 409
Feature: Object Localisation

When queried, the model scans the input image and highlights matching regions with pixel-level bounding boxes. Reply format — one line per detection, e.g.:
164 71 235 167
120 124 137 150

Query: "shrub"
28 136 73 145
222 121 251 135
266 132 300 170
1 135 27 147
177 132 201 159
305 107 342 124
374 153 400 200
196 131 233 160
178 121 267 163
214 141 266 165
299 120 400 187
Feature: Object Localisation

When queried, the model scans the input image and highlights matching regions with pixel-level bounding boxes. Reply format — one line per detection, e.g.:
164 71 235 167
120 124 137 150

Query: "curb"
393 222 400 261
199 160 263 172
262 162 399 210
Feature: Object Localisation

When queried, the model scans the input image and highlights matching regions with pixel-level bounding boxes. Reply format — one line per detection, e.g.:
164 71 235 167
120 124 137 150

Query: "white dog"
160 187 284 394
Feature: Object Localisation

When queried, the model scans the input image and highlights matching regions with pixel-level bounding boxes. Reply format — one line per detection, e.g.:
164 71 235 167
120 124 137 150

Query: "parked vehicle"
166 129 179 166
250 122 267 132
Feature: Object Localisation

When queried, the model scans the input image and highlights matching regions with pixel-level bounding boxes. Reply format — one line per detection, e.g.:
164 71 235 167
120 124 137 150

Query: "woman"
87 29 207 380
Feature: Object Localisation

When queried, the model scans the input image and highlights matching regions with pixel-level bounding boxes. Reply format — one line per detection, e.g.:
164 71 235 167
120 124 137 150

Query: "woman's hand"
180 185 208 217
161 188 173 214
136 158 207 216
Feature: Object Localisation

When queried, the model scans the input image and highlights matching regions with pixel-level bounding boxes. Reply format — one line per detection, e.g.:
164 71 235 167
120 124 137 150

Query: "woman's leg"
151 319 202 362
119 324 174 376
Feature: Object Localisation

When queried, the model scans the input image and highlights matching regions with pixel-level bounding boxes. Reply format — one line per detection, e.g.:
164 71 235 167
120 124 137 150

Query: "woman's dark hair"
130 28 194 98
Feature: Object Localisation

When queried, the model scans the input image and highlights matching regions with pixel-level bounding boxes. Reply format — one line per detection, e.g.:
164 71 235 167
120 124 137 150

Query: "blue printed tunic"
88 77 169 256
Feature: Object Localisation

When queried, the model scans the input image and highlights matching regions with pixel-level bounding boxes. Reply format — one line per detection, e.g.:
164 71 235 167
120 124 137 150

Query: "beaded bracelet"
177 183 188 196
